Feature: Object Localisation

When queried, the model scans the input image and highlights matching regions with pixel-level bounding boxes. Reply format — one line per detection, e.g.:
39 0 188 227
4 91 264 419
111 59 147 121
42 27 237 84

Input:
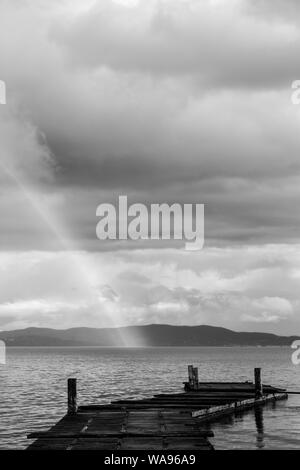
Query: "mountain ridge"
0 324 298 347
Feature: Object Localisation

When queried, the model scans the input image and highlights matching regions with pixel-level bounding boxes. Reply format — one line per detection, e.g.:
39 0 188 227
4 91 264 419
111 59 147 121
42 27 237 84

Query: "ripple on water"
0 346 299 449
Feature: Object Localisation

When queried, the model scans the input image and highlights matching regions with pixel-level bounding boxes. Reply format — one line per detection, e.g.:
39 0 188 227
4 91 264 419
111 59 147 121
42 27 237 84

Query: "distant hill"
0 324 298 347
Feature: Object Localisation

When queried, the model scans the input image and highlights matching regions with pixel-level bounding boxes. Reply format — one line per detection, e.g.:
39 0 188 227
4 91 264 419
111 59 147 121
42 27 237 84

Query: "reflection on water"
206 393 300 449
254 406 264 449
0 346 299 450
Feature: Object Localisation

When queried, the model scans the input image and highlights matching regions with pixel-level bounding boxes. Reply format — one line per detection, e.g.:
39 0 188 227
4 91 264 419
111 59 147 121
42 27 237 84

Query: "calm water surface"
0 346 299 450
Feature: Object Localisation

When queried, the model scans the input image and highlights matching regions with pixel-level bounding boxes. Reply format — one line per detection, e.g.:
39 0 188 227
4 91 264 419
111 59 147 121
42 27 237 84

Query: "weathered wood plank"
192 393 288 419
28 431 214 439
184 382 286 393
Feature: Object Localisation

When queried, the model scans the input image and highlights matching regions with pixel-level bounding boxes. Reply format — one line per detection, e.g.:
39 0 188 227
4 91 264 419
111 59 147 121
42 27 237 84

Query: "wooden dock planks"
27 368 288 451
27 408 214 450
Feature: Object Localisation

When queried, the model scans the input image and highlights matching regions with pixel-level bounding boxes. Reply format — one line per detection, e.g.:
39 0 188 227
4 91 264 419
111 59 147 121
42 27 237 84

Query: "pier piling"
67 378 77 415
254 368 263 399
188 364 194 388
193 367 199 389
188 365 199 390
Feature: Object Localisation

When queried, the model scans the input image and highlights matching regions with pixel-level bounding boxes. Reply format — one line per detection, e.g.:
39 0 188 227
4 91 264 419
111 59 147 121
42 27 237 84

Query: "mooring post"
193 367 199 390
254 368 263 399
68 378 77 415
188 365 194 389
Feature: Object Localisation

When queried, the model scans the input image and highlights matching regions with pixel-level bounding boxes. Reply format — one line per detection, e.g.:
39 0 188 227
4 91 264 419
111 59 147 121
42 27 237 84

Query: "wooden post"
193 367 199 390
188 365 194 389
68 378 77 414
254 368 262 399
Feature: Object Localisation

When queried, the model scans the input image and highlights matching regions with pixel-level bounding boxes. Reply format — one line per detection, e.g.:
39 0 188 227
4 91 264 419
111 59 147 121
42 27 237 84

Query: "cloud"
242 296 293 323
0 0 300 251
0 244 298 333
54 0 300 88
0 1 300 332
246 0 300 22
0 107 54 186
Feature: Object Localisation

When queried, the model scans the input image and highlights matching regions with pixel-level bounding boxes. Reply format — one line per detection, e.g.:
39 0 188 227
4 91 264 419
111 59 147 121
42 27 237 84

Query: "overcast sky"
0 0 300 334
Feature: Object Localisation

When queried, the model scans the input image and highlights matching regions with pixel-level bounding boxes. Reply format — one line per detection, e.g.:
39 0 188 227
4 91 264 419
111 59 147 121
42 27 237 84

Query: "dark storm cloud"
52 0 300 89
1 0 300 251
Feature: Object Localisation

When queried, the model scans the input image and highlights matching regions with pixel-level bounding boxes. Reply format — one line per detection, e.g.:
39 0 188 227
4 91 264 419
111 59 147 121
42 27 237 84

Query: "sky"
0 0 300 334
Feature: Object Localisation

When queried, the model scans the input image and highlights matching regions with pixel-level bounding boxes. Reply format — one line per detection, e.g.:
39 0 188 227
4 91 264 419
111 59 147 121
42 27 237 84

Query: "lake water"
0 346 299 450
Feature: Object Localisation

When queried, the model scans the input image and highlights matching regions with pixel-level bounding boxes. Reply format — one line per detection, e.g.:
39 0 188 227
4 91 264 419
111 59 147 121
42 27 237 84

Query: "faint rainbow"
0 161 137 346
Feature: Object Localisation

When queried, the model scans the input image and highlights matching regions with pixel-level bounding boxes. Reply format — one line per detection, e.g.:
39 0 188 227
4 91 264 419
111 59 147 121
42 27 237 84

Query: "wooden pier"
27 366 288 450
